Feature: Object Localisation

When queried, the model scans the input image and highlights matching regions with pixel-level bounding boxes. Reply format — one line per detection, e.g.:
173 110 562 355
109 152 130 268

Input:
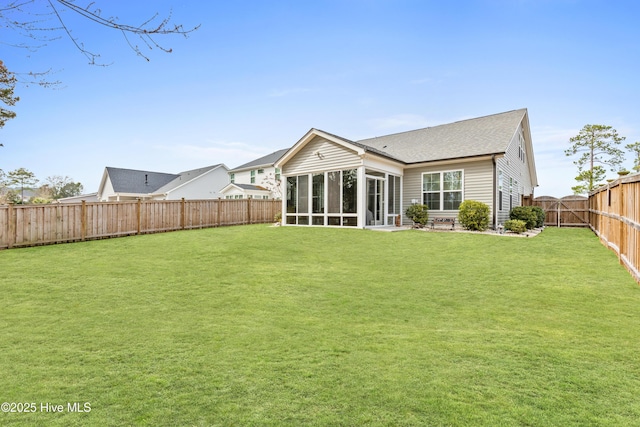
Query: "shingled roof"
230 149 289 171
357 109 527 164
105 164 224 195
105 167 179 194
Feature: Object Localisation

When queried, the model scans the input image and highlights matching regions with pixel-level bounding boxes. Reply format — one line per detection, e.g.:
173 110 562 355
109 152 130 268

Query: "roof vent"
145 174 149 185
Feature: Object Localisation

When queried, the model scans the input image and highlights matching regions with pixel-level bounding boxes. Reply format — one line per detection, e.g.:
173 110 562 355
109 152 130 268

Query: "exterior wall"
284 136 362 176
221 186 270 199
99 177 116 201
402 159 494 226
232 167 279 197
232 170 253 184
495 123 534 225
165 167 230 200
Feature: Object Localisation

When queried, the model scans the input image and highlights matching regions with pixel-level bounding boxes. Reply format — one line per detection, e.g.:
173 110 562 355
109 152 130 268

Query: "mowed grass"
1 225 639 426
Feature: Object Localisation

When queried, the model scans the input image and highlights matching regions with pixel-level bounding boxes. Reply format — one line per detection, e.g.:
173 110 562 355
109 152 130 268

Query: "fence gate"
531 196 589 227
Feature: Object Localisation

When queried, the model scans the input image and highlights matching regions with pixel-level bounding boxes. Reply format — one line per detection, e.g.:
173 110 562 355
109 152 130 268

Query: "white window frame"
421 170 464 211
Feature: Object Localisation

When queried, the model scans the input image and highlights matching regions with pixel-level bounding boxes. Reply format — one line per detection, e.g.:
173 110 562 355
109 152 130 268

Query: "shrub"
504 219 527 234
530 206 545 228
458 200 490 231
405 204 429 227
509 206 537 229
274 211 282 223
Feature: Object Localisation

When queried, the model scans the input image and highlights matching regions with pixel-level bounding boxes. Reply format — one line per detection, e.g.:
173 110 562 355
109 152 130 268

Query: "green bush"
405 204 429 227
458 200 490 231
504 219 527 234
509 206 537 229
530 206 545 228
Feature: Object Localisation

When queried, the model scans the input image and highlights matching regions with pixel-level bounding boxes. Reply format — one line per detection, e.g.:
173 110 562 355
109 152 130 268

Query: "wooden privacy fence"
529 195 589 227
0 198 281 249
589 174 640 284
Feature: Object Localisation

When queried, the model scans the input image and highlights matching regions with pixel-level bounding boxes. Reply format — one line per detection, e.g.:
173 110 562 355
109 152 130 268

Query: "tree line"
0 167 83 204
565 124 640 194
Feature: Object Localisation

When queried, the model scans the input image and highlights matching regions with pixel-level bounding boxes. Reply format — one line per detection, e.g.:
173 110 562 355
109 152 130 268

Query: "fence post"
81 200 87 241
137 199 142 235
7 203 15 249
181 198 186 230
247 197 252 224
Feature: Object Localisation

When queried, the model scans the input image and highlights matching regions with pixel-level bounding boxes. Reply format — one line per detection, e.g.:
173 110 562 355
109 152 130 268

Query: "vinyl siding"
232 166 278 186
100 176 116 201
165 167 230 200
284 136 362 175
496 123 534 224
402 159 494 226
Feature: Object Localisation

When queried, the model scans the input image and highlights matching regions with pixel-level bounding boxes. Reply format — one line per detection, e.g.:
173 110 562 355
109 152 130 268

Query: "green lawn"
1 226 639 426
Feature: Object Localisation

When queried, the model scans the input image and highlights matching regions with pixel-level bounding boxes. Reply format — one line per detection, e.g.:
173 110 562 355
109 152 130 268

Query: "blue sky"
2 0 639 196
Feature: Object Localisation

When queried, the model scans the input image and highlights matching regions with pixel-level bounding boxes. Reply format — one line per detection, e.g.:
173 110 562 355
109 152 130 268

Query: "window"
518 134 525 163
422 171 462 210
342 169 357 214
312 173 324 214
387 175 401 215
275 168 281 181
286 169 358 226
286 176 297 214
258 169 264 174
423 172 441 210
327 171 340 213
251 170 256 184
230 173 235 184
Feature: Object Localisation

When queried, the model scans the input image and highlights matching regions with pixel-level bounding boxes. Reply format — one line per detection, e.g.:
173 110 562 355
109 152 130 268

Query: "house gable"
155 164 229 199
278 130 365 176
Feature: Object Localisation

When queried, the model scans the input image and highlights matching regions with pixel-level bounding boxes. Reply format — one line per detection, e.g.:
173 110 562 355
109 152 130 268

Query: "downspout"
492 154 497 230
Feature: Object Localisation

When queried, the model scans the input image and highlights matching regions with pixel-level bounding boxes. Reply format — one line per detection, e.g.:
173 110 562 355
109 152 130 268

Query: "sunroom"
276 129 404 228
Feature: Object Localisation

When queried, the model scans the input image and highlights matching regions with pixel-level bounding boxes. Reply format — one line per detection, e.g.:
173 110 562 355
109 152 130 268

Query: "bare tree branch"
1 0 200 83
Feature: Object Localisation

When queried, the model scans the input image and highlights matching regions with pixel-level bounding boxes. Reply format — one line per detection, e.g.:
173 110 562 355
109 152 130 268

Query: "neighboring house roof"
105 167 179 194
230 149 289 172
99 164 228 198
154 164 226 193
233 183 268 191
357 109 528 164
221 183 270 193
54 192 99 203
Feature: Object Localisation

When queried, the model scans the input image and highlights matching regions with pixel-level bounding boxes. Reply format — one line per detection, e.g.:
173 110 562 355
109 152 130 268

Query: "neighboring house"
97 164 229 201
221 149 288 200
275 108 537 229
54 192 99 204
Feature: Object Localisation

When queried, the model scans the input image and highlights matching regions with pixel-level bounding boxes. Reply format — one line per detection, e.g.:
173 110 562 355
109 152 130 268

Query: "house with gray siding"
275 109 537 229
